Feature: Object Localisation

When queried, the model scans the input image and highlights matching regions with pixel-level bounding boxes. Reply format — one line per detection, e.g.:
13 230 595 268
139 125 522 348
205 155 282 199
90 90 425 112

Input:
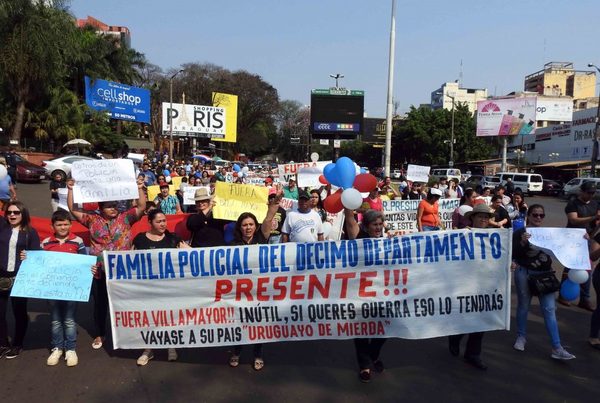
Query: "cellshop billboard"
535 98 573 122
85 76 150 123
476 97 537 137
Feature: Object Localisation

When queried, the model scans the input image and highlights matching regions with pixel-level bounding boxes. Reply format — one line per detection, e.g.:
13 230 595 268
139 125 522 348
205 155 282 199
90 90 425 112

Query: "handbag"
0 276 15 292
527 270 560 296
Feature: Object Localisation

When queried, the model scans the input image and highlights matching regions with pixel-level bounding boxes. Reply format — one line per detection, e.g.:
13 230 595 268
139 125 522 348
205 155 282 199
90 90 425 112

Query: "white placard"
297 161 331 188
72 159 137 203
127 153 145 164
278 161 331 184
527 227 590 270
183 186 209 205
57 188 68 211
406 164 430 183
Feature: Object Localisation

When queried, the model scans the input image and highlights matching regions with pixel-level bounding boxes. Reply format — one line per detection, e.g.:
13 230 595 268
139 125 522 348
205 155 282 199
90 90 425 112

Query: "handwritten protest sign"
296 161 331 188
527 227 590 270
279 161 330 184
406 164 430 183
105 229 511 349
213 182 268 222
183 186 209 205
72 159 137 203
11 251 96 302
383 198 460 235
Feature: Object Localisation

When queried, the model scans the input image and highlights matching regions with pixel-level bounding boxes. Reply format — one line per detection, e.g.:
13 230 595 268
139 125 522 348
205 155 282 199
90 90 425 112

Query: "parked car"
496 172 543 195
0 151 47 183
430 168 462 182
42 155 97 181
542 179 563 196
482 175 501 190
562 177 600 201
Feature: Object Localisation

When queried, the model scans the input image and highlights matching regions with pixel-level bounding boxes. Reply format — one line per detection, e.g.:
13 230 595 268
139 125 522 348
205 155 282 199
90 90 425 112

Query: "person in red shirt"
417 188 442 231
360 187 384 212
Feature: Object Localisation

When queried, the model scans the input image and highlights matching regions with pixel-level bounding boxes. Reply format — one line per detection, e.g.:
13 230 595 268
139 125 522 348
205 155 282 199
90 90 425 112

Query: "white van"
430 168 461 182
496 172 543 195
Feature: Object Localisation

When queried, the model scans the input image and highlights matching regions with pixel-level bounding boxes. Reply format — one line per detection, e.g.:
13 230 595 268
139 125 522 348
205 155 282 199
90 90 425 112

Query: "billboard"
476 97 537 137
84 76 150 123
211 92 238 143
162 102 226 138
310 88 364 139
535 98 573 122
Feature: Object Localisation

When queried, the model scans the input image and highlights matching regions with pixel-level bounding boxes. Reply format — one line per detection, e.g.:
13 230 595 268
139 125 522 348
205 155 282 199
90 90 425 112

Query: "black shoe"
359 369 371 383
0 346 9 358
373 360 385 373
449 342 460 357
578 301 595 312
5 347 22 359
464 356 487 371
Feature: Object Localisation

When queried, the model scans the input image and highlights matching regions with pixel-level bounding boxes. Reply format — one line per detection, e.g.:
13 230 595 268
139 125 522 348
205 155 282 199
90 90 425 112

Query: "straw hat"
464 203 494 220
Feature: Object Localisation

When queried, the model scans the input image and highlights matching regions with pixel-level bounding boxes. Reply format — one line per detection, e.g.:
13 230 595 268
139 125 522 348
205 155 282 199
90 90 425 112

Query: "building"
76 16 131 48
430 81 488 114
524 62 596 100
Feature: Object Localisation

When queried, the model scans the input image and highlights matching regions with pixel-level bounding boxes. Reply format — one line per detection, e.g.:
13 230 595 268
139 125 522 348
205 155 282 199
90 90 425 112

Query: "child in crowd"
40 210 88 367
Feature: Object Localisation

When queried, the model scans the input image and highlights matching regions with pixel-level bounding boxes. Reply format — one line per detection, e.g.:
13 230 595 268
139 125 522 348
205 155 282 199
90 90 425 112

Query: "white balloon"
458 205 473 216
310 152 319 163
165 175 172 183
0 165 7 180
242 166 249 174
341 188 363 210
568 270 589 284
322 222 332 239
360 192 370 198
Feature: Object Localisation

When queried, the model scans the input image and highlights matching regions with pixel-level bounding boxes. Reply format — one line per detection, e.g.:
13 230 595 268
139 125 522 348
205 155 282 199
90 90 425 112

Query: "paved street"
1 182 598 403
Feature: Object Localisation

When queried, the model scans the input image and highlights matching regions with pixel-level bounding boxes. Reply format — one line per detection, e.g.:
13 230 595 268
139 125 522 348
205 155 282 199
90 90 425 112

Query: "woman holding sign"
0 201 41 359
133 209 189 365
227 201 280 371
512 204 575 360
67 177 146 350
344 208 387 383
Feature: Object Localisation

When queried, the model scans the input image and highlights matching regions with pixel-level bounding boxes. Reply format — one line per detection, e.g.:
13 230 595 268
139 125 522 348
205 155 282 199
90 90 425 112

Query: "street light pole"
384 0 396 178
447 93 455 166
329 73 344 89
169 69 185 161
588 63 600 177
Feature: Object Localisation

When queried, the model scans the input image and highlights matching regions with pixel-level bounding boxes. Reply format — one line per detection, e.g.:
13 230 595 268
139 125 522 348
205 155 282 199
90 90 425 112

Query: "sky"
69 0 600 117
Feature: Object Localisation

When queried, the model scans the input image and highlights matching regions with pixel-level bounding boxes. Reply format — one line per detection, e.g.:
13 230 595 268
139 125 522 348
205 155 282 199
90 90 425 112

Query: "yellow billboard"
212 92 238 143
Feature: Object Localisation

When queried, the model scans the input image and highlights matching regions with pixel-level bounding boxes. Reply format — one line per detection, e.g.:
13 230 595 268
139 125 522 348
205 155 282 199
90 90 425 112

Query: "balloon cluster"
233 164 249 178
320 157 378 213
560 270 590 301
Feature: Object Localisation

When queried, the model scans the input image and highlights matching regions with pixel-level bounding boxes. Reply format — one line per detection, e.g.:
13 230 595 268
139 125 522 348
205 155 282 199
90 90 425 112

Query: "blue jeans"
422 226 440 231
50 300 77 351
514 267 561 349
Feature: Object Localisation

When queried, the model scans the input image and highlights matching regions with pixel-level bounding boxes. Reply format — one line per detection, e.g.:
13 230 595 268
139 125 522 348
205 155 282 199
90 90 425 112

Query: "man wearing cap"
281 190 324 243
186 187 227 247
559 181 600 310
283 178 299 201
153 182 182 215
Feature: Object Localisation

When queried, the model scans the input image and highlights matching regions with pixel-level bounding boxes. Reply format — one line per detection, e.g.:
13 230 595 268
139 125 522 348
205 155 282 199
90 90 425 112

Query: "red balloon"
353 173 378 192
323 190 344 213
233 172 238 177
319 174 328 185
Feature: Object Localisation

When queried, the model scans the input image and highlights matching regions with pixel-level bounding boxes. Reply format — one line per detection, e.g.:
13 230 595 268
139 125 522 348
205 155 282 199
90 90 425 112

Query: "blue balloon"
336 157 356 189
560 279 579 301
360 168 368 174
233 164 241 172
162 170 170 176
323 163 341 187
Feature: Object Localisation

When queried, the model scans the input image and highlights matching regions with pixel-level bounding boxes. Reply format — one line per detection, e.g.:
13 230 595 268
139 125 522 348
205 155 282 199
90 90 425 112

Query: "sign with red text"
278 161 331 184
105 229 511 349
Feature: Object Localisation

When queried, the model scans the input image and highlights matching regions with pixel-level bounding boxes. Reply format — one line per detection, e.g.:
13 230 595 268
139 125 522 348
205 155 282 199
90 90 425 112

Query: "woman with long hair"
228 201 279 370
452 188 477 229
134 209 189 366
309 189 327 222
0 201 41 359
344 208 387 383
417 188 443 231
512 204 575 360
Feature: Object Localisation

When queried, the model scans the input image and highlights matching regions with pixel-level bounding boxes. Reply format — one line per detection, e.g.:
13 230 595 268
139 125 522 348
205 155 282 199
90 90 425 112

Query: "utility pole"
588 63 600 176
329 73 344 89
384 0 396 177
168 69 185 161
447 92 456 166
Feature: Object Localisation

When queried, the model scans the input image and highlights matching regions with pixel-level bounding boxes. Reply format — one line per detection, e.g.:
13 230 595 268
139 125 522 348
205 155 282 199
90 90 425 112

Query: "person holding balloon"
511 204 576 360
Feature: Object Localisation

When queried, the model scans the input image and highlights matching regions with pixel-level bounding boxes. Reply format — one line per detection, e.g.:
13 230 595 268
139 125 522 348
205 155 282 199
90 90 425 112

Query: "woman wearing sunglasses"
0 201 41 359
511 204 575 360
67 178 146 350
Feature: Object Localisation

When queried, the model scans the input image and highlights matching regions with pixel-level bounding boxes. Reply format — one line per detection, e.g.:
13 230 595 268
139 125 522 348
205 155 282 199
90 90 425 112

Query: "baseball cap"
159 182 169 189
430 188 443 197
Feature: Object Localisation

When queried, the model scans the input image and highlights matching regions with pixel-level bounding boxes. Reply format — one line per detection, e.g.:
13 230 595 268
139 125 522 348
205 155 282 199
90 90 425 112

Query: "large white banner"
105 229 511 349
383 198 461 235
72 159 137 203
162 102 226 138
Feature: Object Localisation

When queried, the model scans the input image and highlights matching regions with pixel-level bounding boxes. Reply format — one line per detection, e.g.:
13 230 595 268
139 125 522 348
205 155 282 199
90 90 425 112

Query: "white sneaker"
65 350 78 367
47 348 63 366
551 347 576 360
137 349 154 366
167 348 178 362
513 336 526 351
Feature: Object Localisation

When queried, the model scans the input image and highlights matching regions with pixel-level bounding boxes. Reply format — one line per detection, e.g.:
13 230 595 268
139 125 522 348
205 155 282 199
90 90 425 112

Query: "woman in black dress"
132 209 189 366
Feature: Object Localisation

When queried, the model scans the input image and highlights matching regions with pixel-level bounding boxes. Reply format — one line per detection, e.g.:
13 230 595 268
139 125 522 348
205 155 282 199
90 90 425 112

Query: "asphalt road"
1 182 598 403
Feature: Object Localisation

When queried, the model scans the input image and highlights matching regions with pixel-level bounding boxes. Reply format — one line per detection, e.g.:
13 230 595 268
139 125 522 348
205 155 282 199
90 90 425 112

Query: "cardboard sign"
527 227 590 270
406 164 430 183
213 182 269 223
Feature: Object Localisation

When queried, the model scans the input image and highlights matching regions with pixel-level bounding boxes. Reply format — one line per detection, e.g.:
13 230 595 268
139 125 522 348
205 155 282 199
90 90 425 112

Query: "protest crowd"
0 152 598 383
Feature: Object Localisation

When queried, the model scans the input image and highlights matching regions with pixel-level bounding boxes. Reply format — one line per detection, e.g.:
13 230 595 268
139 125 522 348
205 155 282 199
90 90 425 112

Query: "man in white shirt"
281 190 324 243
